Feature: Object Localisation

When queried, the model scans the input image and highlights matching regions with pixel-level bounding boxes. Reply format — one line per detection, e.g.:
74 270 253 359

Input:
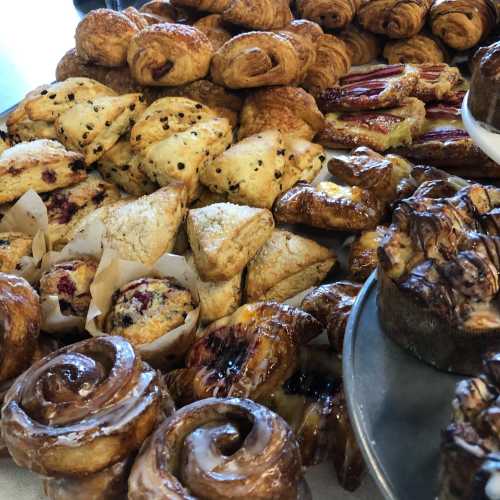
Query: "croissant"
430 0 498 50
2 336 162 477
238 86 325 141
127 23 214 86
338 24 381 65
193 14 233 50
357 0 432 39
296 0 361 29
384 34 447 64
128 397 307 499
210 30 315 89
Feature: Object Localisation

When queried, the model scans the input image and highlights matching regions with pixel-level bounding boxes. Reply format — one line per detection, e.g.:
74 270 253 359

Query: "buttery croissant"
296 0 361 29
384 34 447 64
338 24 381 65
193 14 233 50
127 23 214 86
357 0 432 39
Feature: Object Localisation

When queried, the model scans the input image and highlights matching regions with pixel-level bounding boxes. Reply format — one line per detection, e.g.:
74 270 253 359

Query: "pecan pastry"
378 184 500 374
338 24 381 66
193 14 233 50
430 0 498 50
317 97 426 152
384 34 447 64
0 232 32 274
357 0 432 39
127 24 213 86
2 336 161 477
317 64 419 112
128 397 307 499
296 0 361 29
274 181 383 231
301 282 362 352
349 226 389 282
411 63 461 102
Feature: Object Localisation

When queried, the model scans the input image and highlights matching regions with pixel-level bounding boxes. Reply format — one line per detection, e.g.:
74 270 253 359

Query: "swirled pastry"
193 14 232 50
0 140 86 204
384 34 447 64
2 336 161 476
349 226 389 281
274 181 383 231
238 86 325 141
430 0 498 50
127 24 213 86
357 0 432 39
245 230 336 303
128 397 306 499
296 0 361 29
338 24 381 65
0 232 32 275
186 202 274 281
303 34 351 95
75 9 140 67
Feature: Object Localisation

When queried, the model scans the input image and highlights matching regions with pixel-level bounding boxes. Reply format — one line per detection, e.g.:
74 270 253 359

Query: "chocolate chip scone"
0 232 33 274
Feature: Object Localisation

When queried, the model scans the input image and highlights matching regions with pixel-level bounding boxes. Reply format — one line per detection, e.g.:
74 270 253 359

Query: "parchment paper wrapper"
39 221 106 335
0 190 47 283
87 249 200 368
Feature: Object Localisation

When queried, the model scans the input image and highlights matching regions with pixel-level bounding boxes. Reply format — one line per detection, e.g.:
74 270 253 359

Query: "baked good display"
338 24 381 65
468 41 500 131
384 33 447 64
349 226 389 281
0 232 33 274
296 0 361 29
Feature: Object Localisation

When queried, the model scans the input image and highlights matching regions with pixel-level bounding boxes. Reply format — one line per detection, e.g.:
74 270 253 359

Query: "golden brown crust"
349 226 389 281
297 0 362 29
0 132 11 155
127 23 214 86
193 14 233 50
222 0 293 29
238 86 325 141
140 0 190 23
411 63 461 101
338 24 381 65
0 232 32 274
75 9 140 67
384 34 447 64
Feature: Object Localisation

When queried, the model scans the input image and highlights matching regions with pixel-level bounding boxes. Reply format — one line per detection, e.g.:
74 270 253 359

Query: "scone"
0 232 33 273
186 202 274 281
245 229 336 303
96 138 157 196
105 277 195 345
274 181 383 231
0 140 86 204
349 226 388 281
55 93 147 165
141 117 232 201
43 177 121 250
0 132 10 155
186 252 241 323
39 258 98 317
200 130 286 209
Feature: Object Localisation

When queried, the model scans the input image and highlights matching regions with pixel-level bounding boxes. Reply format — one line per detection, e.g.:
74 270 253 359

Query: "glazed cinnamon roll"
127 23 213 86
128 397 307 499
193 14 232 50
430 0 498 50
384 34 447 64
338 24 381 65
296 0 361 29
2 336 161 477
357 0 432 39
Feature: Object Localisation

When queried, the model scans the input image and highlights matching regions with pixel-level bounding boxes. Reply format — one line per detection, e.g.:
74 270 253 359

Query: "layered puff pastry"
43 177 121 250
338 24 381 66
193 14 233 50
245 229 336 303
186 202 274 281
384 34 447 64
274 181 383 231
296 0 362 30
127 23 214 87
200 130 286 209
0 140 86 204
357 0 432 39
0 233 33 274
349 225 389 281
238 86 325 141
55 93 146 165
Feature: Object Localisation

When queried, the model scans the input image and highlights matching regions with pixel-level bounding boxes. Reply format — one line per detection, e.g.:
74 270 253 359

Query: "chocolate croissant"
193 14 233 50
127 23 213 86
430 0 498 50
384 34 447 64
296 0 362 29
357 0 432 39
128 397 307 499
338 24 381 65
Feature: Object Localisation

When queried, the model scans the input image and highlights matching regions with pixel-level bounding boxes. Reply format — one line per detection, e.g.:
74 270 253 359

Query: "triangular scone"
130 97 219 151
186 202 274 281
200 130 286 209
245 229 336 303
142 117 232 202
281 137 325 192
0 232 33 274
0 140 86 204
55 93 146 165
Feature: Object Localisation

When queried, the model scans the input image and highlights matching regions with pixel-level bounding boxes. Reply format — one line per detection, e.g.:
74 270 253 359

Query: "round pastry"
75 9 140 67
0 273 40 382
128 397 307 499
468 41 500 131
383 34 447 64
127 23 214 86
106 277 195 346
2 336 161 477
39 258 98 317
378 183 500 375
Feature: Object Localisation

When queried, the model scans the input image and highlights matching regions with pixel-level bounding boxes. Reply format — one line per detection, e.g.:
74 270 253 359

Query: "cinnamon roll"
128 397 306 499
338 24 381 65
193 14 232 50
384 34 447 64
2 336 162 476
430 0 498 50
296 0 361 29
357 0 432 39
127 23 213 86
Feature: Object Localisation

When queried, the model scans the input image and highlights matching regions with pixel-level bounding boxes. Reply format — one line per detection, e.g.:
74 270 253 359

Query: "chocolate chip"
129 103 136 111
41 90 48 95
178 112 185 118
67 93 75 101
216 168 221 173
70 159 85 171
139 95 145 102
105 121 111 127
177 162 185 170
160 117 168 123
93 106 99 112
195 104 203 109
42 169 57 183
258 160 263 166
49 94 56 99
274 171 283 179
135 134 142 141
163 124 170 130
93 145 103 154
277 149 286 156
82 132 88 139
86 124 94 131
319 155 326 162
